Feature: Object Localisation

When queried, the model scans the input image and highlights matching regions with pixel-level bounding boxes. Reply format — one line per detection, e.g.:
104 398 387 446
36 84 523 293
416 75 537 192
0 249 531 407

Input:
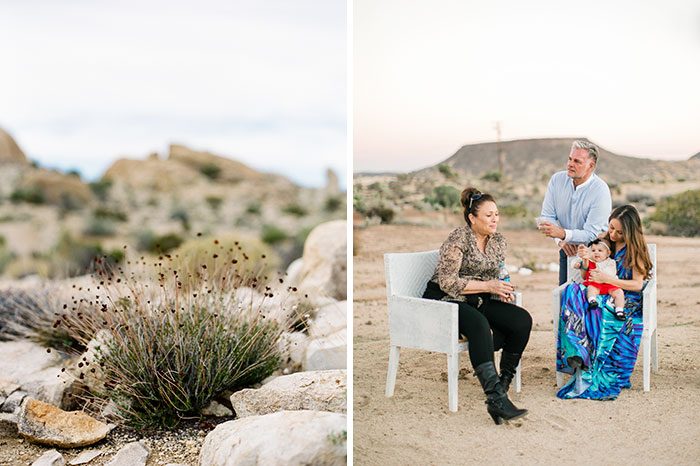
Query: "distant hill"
414 138 700 184
0 128 29 165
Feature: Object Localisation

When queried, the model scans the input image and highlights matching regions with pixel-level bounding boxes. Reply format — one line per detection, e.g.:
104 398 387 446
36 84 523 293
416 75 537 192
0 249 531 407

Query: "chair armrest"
552 282 568 329
642 278 657 330
388 295 460 353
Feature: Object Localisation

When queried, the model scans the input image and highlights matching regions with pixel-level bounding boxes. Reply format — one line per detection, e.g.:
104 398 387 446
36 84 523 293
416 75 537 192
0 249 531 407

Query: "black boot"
499 351 521 393
474 361 528 425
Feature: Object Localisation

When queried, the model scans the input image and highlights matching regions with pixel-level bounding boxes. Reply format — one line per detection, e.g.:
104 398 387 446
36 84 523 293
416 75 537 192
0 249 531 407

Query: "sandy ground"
353 224 700 465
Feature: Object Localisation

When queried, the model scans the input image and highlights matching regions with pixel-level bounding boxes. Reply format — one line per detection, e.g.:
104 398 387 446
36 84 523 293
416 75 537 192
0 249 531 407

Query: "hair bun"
460 187 481 208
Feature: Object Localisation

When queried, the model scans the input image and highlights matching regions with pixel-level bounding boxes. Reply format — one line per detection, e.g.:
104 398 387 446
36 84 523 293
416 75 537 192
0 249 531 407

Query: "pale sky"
354 0 700 173
0 0 346 188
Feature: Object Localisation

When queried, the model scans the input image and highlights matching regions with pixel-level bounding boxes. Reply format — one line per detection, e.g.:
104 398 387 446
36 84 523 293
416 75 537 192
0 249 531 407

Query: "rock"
20 168 93 205
31 449 65 466
19 398 110 448
298 220 347 301
0 377 21 396
2 389 28 413
231 370 346 417
68 450 103 465
0 340 77 409
73 329 113 392
305 328 347 371
201 401 233 417
199 410 346 466
168 144 266 184
0 127 29 165
0 411 18 431
277 331 309 371
518 267 533 276
104 441 150 466
285 258 304 286
308 301 347 338
103 157 201 191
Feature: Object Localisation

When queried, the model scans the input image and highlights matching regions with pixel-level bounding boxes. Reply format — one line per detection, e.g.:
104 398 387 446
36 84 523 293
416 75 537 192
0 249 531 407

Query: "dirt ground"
353 224 700 465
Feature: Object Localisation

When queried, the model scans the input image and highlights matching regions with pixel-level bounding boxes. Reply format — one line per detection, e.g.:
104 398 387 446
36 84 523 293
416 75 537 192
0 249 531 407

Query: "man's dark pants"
559 249 568 285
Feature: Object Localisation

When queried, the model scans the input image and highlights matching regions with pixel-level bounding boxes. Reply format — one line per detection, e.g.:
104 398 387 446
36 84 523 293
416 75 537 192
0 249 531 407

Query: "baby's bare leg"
610 288 625 309
587 286 600 302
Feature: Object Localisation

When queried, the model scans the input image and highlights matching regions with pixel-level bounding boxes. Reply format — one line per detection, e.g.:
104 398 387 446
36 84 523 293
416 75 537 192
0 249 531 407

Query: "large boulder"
199 410 346 466
0 128 28 165
0 340 77 409
102 157 201 191
20 168 93 205
231 370 346 417
305 328 346 371
308 301 346 338
19 398 110 448
298 220 347 301
168 144 267 184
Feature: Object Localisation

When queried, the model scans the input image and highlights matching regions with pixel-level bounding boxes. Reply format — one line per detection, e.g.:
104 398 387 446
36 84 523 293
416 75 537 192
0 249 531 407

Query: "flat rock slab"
19 398 110 448
200 410 346 466
104 441 150 466
305 329 347 371
31 449 65 466
231 370 346 417
68 449 104 465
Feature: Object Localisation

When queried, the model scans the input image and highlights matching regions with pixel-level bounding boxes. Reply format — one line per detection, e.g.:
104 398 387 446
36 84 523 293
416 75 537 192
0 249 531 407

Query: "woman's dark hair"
608 204 652 278
460 187 495 226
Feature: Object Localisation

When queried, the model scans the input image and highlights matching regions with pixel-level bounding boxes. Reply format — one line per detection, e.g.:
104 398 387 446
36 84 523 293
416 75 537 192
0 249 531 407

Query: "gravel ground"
0 416 232 465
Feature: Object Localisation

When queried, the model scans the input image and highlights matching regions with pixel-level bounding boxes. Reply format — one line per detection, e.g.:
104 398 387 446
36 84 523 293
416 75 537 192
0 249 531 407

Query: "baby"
573 237 626 321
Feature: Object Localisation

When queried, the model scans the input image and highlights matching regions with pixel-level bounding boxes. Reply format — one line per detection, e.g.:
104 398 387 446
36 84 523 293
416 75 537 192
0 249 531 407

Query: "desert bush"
366 205 395 224
205 195 224 211
646 189 700 237
481 170 502 182
626 192 652 204
83 217 117 237
353 194 366 214
10 187 44 204
136 230 184 254
425 185 460 208
261 224 288 245
499 203 528 218
49 231 123 278
64 246 295 428
0 234 13 274
246 201 262 215
170 207 190 231
199 163 221 180
324 195 344 213
438 164 457 180
88 180 113 202
282 202 308 217
94 207 128 222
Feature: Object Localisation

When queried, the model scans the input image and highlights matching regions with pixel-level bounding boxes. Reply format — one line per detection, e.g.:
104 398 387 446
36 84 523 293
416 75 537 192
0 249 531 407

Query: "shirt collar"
572 172 596 190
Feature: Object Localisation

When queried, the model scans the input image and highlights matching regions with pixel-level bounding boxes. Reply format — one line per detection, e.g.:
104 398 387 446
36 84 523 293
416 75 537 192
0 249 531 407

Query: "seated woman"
557 204 653 399
422 187 532 424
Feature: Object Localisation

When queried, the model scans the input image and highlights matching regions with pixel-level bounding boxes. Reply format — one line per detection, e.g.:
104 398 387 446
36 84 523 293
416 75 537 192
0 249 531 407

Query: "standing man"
539 140 612 285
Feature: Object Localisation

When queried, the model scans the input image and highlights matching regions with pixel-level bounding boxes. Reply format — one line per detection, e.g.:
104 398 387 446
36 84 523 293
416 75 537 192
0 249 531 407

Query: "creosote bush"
646 189 700 237
61 240 301 428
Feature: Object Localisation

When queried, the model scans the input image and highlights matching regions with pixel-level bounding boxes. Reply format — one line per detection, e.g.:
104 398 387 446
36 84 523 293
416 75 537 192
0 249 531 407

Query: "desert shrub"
282 203 308 217
83 217 117 237
170 207 190 231
136 230 184 254
261 224 288 245
324 195 343 213
205 195 224 211
10 187 44 204
0 288 92 351
246 201 262 215
199 163 221 180
646 190 700 237
481 170 502 182
64 247 295 428
626 192 652 204
0 239 14 275
49 231 123 278
438 164 457 180
88 179 113 201
353 194 366 214
93 207 128 222
366 205 395 224
425 185 460 208
499 203 528 218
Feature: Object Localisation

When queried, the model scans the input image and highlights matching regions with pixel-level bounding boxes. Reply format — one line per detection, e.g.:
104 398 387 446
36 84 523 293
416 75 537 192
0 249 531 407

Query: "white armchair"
552 243 658 391
384 250 522 413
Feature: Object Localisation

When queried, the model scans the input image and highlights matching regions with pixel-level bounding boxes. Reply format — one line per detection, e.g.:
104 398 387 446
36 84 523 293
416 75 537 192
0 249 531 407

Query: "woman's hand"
588 269 613 284
489 279 515 302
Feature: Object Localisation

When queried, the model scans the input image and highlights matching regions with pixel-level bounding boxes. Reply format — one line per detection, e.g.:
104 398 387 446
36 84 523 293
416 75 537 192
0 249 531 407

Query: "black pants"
559 248 568 285
423 282 532 368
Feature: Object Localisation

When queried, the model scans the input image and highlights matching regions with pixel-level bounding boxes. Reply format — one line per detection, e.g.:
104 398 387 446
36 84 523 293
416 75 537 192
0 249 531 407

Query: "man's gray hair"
571 140 599 165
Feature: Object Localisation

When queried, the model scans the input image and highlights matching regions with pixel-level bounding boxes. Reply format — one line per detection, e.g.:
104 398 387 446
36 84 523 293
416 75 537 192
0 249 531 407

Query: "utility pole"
493 121 504 176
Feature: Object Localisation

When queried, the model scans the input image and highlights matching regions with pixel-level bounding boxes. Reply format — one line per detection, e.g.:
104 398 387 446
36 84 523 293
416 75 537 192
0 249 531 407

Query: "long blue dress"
556 246 644 400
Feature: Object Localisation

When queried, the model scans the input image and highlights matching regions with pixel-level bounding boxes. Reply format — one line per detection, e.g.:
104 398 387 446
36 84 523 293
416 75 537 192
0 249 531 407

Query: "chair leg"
651 328 659 372
556 371 564 388
515 361 522 393
642 332 651 392
447 352 459 412
385 346 401 397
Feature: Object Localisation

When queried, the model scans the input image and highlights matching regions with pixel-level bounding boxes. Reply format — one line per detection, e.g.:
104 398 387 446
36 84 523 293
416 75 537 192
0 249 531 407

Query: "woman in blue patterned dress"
556 204 653 399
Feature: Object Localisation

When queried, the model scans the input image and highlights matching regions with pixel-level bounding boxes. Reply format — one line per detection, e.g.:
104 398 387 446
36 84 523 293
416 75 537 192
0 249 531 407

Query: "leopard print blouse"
428 226 507 302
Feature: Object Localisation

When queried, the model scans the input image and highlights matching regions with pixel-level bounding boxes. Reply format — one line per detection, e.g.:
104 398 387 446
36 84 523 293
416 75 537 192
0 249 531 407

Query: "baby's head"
588 237 612 262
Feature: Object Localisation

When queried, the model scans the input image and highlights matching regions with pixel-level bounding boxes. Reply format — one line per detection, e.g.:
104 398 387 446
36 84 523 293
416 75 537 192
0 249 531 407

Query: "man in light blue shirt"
538 140 612 285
